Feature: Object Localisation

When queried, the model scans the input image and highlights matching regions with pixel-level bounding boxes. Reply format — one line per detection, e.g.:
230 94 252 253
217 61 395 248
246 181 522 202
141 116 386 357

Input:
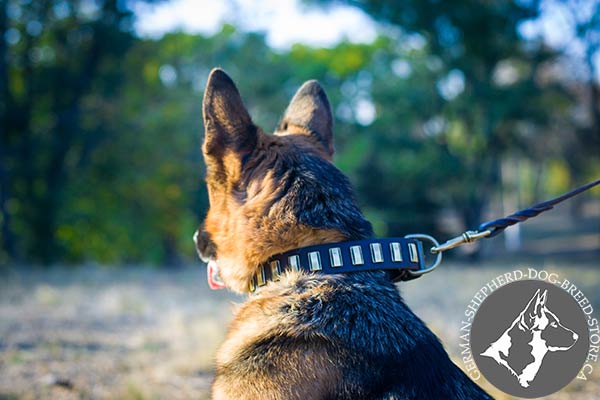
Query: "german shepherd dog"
194 68 492 399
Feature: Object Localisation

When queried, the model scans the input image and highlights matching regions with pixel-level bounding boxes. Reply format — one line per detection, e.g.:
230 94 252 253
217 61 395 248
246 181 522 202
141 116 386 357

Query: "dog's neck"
248 237 427 292
518 331 549 387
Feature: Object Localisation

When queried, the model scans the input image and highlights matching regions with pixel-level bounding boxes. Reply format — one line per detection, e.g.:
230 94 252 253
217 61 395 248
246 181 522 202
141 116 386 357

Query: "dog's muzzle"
193 229 226 290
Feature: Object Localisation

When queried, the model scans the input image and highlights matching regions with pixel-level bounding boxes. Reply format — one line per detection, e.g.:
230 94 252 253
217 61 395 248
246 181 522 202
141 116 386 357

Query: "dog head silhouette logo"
471 280 589 398
480 289 579 388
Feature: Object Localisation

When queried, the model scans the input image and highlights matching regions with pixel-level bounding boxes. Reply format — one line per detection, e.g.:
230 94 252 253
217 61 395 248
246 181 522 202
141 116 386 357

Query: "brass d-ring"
404 234 442 277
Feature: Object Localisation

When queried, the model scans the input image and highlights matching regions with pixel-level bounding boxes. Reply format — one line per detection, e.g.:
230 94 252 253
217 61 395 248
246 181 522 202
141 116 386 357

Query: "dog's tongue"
207 259 226 290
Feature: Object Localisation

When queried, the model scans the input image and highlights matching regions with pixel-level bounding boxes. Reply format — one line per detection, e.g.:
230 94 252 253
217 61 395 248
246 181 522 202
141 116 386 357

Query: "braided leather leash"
431 178 600 254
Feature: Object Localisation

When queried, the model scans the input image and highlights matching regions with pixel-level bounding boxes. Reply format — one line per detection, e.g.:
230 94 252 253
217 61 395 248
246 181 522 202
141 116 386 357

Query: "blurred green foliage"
0 0 598 266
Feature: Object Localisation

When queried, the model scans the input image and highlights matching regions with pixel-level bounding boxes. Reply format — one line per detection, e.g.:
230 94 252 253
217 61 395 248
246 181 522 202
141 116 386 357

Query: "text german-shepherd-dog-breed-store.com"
193 68 493 400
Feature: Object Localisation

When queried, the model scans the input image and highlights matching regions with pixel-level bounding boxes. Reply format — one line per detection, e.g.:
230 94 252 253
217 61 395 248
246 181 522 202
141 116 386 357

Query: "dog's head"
519 289 578 351
194 69 372 292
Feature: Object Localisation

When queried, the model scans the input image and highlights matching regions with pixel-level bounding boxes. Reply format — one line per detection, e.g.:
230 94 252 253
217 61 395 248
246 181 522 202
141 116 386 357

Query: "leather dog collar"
249 235 439 292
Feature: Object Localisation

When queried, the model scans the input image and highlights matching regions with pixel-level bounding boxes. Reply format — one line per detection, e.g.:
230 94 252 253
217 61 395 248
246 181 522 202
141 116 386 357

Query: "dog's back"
197 69 492 400
214 272 491 399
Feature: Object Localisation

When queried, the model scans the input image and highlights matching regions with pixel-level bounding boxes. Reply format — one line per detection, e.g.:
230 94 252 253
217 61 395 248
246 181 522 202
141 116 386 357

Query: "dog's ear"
520 289 542 328
534 290 548 315
523 289 547 323
202 68 257 159
277 80 334 158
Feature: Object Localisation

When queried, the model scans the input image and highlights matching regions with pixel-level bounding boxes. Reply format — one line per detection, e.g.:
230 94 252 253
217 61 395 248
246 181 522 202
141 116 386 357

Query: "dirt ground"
1 261 599 400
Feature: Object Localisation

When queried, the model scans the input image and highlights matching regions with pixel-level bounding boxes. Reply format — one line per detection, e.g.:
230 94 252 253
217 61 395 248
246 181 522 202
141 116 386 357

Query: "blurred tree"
0 1 594 266
565 0 599 138
0 0 13 260
0 0 157 264
309 0 576 253
557 0 600 216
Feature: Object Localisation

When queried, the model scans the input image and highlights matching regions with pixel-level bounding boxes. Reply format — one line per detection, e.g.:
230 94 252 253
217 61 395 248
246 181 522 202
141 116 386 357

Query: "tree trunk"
29 8 101 263
584 37 600 140
0 0 17 262
162 235 182 268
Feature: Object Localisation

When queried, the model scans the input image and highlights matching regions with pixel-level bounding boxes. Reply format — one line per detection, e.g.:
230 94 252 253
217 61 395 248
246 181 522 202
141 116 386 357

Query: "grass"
0 262 599 399
0 266 235 399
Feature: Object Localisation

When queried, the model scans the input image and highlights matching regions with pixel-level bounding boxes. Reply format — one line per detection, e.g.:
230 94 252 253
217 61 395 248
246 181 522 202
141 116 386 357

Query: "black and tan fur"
195 68 492 399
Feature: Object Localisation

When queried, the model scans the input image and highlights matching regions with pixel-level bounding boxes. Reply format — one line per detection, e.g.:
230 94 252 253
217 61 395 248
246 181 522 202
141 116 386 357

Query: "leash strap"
432 178 600 253
478 178 600 237
251 237 429 292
